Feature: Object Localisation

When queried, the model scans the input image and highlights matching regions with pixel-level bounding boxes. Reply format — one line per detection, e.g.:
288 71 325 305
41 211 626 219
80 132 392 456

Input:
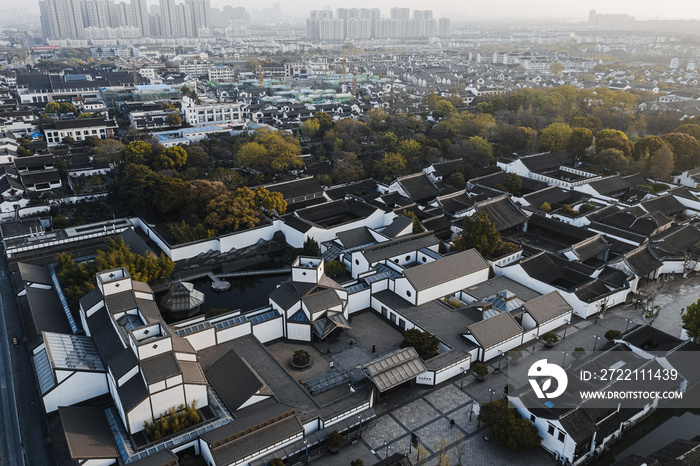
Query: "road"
0 244 56 466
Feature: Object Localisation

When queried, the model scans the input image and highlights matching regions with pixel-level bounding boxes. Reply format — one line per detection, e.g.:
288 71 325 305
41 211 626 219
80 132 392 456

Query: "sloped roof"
59 407 117 460
572 235 609 261
466 311 523 349
205 350 264 412
523 292 572 325
641 194 686 216
587 175 632 195
265 177 323 201
624 246 663 276
397 173 440 203
364 347 426 392
475 195 528 231
362 233 439 263
403 249 489 292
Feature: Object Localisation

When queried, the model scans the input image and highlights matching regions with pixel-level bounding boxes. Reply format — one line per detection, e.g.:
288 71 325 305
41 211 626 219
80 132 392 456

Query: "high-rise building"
438 18 449 37
390 7 409 20
39 0 85 39
131 0 150 36
413 10 432 20
159 0 177 36
188 0 211 37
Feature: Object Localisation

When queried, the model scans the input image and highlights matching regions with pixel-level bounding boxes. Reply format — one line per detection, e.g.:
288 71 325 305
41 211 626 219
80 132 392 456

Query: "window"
394 259 399 263
406 290 412 297
558 432 565 442
547 424 555 436
530 414 536 422
422 257 427 262
405 255 410 261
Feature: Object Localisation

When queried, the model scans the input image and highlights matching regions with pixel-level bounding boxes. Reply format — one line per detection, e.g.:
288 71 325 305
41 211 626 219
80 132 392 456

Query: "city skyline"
10 0 700 21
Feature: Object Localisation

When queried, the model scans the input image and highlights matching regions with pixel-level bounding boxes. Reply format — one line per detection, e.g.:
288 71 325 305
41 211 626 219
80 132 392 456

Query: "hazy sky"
6 0 700 21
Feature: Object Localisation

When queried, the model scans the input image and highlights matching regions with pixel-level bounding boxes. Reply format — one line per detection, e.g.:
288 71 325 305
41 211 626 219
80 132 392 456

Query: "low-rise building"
180 96 244 127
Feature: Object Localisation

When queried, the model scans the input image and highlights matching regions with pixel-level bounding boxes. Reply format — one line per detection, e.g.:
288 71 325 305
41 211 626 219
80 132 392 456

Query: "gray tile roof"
117 373 148 412
104 291 138 314
141 352 181 384
381 215 413 238
336 226 376 249
462 276 541 302
362 233 439 263
522 291 572 325
205 349 264 412
302 289 342 314
466 311 523 349
474 195 528 232
59 406 117 460
402 249 489 292
16 262 52 285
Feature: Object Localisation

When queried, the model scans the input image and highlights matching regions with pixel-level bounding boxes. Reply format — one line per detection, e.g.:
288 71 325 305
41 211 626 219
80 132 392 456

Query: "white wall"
415 269 489 306
184 383 208 408
252 317 284 343
43 371 109 413
217 322 252 344
183 327 217 351
347 288 371 313
127 398 152 433
287 323 311 341
434 357 471 385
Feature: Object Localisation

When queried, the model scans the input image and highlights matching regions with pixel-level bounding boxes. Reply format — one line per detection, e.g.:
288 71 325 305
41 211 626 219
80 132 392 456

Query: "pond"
592 387 700 464
158 273 288 324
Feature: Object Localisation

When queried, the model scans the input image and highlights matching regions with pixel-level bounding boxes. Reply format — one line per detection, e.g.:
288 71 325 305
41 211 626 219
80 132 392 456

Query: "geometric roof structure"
159 281 205 312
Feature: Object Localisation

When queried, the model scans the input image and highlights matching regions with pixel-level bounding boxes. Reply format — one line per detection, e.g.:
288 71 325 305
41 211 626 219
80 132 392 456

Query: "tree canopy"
204 187 286 233
401 328 439 360
453 211 503 258
478 400 542 450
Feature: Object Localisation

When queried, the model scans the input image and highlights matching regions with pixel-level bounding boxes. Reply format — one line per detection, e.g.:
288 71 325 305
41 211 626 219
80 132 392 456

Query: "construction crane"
342 57 347 88
352 66 357 98
258 63 264 91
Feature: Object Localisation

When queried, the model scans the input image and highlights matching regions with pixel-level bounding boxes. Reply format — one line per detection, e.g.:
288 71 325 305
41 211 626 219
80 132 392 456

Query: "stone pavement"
312 380 557 466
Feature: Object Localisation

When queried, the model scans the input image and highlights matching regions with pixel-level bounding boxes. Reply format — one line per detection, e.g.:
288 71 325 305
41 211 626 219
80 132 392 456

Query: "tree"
596 129 628 141
300 118 321 138
351 460 365 466
538 123 573 152
204 187 286 233
59 102 77 115
453 211 502 258
168 220 214 244
155 146 188 170
541 332 559 347
550 62 564 77
446 172 466 189
77 112 95 119
473 362 488 380
661 132 700 170
566 127 593 158
593 148 629 174
270 459 284 466
62 136 75 144
675 123 700 140
167 113 182 127
401 328 439 360
572 347 586 360
604 329 621 342
57 237 174 309
314 111 334 134
332 152 364 183
45 102 60 114
121 140 152 165
303 236 320 256
504 173 522 193
644 144 674 181
93 139 124 163
435 438 450 466
478 400 542 450
682 298 700 340
465 136 494 166
374 152 407 177
434 99 457 118
326 431 343 453
560 204 579 217
633 135 665 160
454 433 466 466
539 202 551 212
325 260 346 277
400 210 424 234
596 137 634 159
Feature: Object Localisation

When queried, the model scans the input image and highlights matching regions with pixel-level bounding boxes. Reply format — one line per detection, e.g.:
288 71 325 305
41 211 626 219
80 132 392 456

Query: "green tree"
453 211 502 258
538 122 573 152
59 102 77 115
374 152 408 177
644 144 674 181
45 102 60 114
239 129 304 174
675 123 700 140
566 127 593 158
155 146 188 169
57 237 174 309
314 111 334 134
596 129 628 141
478 400 542 450
634 136 665 160
446 172 466 188
399 210 424 234
401 328 440 359
326 431 343 452
661 132 700 170
593 148 629 174
682 298 700 340
325 260 346 277
121 141 153 165
539 202 551 212
303 236 320 256
167 113 182 127
465 136 494 166
300 118 321 138
605 329 621 342
434 99 457 118
596 137 634 159
168 220 214 244
550 62 564 77
93 139 124 163
504 173 522 193
62 136 75 144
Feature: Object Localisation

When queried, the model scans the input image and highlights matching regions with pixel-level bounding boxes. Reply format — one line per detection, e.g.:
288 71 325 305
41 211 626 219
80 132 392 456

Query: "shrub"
325 260 346 277
143 401 200 441
652 183 669 192
604 329 621 342
326 431 343 451
539 202 551 212
578 203 595 214
572 347 586 360
292 350 311 366
270 459 284 466
315 174 333 186
474 362 489 379
541 332 559 346
494 183 508 192
560 204 578 217
508 348 523 363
